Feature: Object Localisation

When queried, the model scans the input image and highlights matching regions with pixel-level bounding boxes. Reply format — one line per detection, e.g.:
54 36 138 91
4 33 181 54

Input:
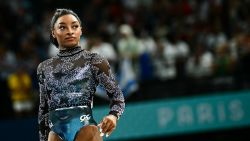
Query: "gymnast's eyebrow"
58 21 78 25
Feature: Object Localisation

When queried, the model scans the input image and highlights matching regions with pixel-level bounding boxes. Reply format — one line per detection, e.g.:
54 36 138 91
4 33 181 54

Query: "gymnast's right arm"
37 63 50 141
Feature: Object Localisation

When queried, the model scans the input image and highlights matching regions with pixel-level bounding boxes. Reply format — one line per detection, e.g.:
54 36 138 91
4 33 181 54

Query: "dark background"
0 0 250 140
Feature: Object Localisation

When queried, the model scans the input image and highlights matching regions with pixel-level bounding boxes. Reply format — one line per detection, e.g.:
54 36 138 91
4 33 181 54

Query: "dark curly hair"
50 8 82 47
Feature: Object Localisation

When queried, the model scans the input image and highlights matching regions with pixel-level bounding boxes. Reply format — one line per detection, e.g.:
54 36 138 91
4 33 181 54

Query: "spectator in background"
138 30 156 81
213 43 236 77
7 64 34 118
211 42 236 91
153 37 177 81
153 31 190 82
117 24 143 67
186 43 214 94
116 24 141 97
205 23 227 52
186 44 214 79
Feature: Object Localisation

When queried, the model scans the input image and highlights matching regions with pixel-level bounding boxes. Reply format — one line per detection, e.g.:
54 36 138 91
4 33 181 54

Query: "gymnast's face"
52 14 82 49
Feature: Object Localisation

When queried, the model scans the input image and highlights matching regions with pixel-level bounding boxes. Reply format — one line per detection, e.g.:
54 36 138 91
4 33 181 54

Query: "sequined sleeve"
91 53 125 119
37 63 50 141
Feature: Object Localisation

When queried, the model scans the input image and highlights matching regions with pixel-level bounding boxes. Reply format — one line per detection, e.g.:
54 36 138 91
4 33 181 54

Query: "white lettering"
156 99 246 129
197 103 214 124
177 105 194 126
157 107 174 127
217 102 226 122
229 100 244 121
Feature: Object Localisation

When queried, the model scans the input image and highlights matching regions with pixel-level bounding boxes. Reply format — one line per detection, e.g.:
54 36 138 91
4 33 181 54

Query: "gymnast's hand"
98 114 117 137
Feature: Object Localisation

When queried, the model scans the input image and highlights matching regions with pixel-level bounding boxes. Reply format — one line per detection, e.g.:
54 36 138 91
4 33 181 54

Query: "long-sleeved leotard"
37 46 125 141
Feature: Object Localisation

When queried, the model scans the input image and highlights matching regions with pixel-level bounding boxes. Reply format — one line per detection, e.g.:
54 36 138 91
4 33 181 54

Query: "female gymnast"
37 8 125 141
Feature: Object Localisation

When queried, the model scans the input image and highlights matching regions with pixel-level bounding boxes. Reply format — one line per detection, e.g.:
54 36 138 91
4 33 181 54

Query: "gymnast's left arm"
91 53 125 137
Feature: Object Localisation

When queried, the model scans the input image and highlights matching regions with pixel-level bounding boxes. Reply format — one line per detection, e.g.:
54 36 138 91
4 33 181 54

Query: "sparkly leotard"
48 106 96 141
37 46 125 141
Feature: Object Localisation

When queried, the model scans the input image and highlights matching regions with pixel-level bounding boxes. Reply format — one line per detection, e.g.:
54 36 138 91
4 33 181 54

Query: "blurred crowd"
0 0 250 119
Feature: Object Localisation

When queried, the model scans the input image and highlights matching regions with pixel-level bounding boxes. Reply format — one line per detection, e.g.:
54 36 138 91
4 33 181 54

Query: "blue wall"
1 90 250 141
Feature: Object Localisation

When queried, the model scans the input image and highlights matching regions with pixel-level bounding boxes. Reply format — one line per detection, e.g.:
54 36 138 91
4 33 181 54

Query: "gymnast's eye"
59 26 65 30
72 25 79 29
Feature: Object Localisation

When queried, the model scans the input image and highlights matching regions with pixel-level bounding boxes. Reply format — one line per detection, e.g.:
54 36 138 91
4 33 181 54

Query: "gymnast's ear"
52 30 55 38
80 27 83 36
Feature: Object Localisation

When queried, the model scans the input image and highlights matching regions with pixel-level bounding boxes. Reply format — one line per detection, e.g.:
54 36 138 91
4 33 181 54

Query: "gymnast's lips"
65 37 76 41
